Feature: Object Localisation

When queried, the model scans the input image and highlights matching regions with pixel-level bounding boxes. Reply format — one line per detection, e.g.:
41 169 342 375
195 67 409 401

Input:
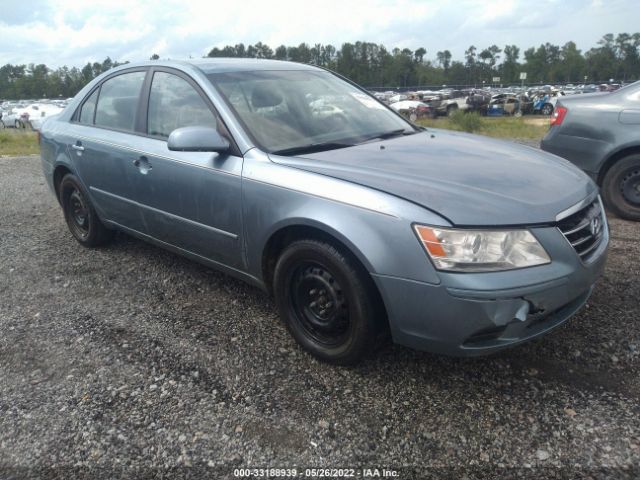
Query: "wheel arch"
597 144 640 186
53 164 74 201
261 221 376 293
260 221 388 328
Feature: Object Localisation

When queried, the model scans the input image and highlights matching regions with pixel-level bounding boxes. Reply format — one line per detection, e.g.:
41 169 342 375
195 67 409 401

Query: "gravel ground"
1 155 639 479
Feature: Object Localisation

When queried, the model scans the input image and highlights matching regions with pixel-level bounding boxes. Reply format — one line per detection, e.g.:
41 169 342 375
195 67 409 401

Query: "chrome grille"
557 199 606 262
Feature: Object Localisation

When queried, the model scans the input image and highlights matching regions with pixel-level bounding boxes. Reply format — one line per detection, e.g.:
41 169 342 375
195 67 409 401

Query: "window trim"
71 67 150 135
70 65 241 157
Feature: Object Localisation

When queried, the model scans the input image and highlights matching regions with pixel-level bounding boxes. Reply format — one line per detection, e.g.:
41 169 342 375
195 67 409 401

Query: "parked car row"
373 82 630 120
0 99 69 130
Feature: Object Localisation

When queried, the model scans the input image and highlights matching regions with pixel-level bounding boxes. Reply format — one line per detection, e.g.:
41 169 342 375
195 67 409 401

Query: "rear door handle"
71 141 84 156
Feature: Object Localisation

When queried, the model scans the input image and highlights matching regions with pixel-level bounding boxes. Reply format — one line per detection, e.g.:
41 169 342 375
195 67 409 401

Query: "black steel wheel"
59 173 114 246
289 261 350 346
273 239 382 365
602 154 640 221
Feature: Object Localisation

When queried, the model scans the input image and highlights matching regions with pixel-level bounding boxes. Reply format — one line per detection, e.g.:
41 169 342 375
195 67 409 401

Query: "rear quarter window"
78 89 99 125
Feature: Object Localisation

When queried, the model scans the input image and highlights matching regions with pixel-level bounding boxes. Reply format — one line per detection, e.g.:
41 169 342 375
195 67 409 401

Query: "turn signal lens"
414 225 551 272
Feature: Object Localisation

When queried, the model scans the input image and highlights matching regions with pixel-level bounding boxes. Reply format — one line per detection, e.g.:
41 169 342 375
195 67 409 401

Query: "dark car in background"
541 81 640 220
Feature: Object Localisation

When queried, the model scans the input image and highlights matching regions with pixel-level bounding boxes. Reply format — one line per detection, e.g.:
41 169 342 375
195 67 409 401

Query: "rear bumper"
372 226 608 356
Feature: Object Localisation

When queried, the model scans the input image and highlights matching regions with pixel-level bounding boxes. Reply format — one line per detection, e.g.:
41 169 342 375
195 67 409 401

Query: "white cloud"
0 0 636 67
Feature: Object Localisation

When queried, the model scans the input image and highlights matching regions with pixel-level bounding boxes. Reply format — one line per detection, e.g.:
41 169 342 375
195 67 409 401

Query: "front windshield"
208 70 415 154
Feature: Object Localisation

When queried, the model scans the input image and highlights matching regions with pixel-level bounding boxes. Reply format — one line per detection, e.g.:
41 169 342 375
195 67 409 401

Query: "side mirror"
167 126 230 153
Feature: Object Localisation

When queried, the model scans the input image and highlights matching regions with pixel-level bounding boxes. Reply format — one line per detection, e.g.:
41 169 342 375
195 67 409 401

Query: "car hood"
269 130 596 226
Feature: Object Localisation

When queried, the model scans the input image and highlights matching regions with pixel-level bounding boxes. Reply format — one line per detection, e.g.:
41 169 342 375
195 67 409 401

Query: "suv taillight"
550 106 567 126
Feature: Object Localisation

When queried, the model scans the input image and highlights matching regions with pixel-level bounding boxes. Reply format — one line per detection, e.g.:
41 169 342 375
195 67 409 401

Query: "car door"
130 69 244 270
68 69 148 233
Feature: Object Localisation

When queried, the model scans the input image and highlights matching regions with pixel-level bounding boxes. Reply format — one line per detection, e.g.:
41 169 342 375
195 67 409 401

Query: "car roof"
113 58 323 74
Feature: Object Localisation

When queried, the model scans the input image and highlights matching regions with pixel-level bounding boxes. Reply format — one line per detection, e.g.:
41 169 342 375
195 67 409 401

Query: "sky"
0 0 637 68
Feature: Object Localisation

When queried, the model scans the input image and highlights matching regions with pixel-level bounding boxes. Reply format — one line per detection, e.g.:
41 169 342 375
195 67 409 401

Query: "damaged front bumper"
372 225 608 356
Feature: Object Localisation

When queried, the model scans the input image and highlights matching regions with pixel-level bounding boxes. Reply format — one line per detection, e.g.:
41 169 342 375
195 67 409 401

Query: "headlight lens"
414 225 551 272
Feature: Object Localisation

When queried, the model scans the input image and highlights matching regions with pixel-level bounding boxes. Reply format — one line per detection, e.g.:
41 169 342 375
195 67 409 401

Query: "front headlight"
414 225 551 272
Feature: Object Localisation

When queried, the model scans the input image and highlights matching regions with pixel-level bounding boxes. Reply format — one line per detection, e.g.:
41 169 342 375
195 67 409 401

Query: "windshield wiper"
271 142 355 156
358 128 416 143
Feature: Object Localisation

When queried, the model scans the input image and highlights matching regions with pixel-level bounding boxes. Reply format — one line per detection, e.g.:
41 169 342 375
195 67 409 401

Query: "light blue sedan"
40 59 608 364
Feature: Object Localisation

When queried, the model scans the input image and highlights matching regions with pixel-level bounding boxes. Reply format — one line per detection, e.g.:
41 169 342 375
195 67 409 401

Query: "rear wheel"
273 239 381 365
447 104 458 117
59 174 114 246
541 104 553 116
602 154 640 221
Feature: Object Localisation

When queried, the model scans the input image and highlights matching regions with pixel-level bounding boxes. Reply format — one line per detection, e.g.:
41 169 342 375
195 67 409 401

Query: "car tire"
447 104 458 117
273 239 381 365
59 173 114 246
0 120 5 129
541 104 553 116
15 120 22 129
602 154 640 221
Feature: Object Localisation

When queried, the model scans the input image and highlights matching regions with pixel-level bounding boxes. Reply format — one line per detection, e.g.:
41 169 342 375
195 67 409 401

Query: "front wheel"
273 239 381 365
602 154 640 221
541 104 553 116
59 174 114 246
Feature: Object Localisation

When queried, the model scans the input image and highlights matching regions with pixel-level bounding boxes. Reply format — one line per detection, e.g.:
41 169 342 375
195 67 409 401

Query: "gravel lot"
1 155 639 479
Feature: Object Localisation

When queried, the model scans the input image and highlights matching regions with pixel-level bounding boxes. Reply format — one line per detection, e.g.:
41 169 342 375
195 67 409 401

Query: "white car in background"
14 103 64 130
388 94 409 103
389 100 432 120
0 109 28 128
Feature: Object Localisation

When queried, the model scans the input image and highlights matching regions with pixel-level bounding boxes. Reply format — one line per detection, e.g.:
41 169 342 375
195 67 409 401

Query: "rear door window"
94 71 146 131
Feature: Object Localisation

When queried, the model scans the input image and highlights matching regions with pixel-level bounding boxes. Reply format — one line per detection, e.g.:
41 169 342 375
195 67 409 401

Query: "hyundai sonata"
40 59 608 364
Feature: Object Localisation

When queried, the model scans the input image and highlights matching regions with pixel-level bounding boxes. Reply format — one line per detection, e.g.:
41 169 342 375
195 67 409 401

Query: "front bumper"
373 224 609 356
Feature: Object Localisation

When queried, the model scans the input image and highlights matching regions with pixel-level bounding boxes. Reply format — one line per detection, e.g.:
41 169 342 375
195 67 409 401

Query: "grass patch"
417 114 549 141
0 129 40 156
448 111 483 133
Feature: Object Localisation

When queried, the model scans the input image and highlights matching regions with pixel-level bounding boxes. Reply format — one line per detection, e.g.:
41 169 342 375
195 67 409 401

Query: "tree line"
1 33 639 100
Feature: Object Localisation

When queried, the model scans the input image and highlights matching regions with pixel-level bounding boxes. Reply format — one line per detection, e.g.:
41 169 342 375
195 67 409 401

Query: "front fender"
242 151 446 285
